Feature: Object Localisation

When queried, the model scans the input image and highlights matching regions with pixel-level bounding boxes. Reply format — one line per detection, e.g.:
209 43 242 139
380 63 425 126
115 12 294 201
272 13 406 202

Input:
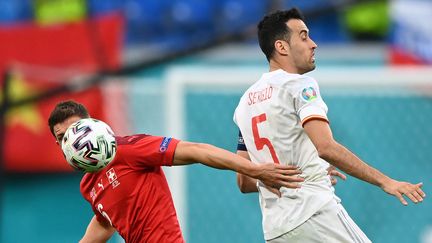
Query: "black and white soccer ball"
61 118 117 172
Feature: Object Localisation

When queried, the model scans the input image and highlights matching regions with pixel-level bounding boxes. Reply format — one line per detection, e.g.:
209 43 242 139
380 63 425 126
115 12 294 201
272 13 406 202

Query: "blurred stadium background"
1 0 431 242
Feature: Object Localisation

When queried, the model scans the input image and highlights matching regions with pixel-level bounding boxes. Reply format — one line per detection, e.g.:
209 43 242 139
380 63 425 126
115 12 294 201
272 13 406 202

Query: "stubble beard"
299 62 316 75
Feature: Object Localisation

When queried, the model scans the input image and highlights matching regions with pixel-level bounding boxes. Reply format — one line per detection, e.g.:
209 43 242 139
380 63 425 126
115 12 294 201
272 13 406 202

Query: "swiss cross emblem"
105 168 120 188
106 168 117 183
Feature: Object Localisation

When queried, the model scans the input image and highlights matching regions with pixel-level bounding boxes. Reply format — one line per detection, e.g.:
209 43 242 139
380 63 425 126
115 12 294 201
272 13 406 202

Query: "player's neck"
269 60 299 74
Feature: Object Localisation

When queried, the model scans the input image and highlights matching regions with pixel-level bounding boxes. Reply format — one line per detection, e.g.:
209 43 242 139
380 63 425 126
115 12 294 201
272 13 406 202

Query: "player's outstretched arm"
304 119 426 205
236 150 259 193
79 215 116 243
235 152 345 196
236 150 288 198
173 141 304 190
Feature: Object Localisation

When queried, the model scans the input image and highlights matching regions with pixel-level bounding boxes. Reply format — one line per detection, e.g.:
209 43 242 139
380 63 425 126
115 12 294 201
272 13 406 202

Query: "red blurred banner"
389 47 426 65
0 13 123 74
1 14 124 172
389 1 432 65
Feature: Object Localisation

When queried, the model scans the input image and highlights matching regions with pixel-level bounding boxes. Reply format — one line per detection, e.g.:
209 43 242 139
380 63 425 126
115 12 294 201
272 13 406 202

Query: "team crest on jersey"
106 168 120 189
302 87 317 101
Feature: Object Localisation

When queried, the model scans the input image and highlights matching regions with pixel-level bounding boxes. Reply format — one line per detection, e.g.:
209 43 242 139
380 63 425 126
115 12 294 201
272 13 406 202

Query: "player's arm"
304 119 426 205
79 215 116 243
235 132 259 193
236 151 344 196
172 141 304 190
236 151 289 197
327 165 346 185
236 150 259 193
236 151 345 192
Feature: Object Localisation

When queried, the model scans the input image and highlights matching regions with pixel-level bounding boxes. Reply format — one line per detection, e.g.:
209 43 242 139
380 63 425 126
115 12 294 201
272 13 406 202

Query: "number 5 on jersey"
251 113 280 164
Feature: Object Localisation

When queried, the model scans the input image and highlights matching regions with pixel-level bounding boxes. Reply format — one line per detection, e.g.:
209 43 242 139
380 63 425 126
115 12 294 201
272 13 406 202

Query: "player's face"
286 19 317 74
53 115 81 145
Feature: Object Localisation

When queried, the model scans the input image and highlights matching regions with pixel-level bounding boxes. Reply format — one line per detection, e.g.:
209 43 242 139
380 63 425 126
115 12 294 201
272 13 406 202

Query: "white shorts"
267 199 371 243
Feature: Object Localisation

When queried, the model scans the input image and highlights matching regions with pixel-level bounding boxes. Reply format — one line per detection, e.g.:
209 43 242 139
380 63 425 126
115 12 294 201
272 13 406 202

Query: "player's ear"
274 40 290 56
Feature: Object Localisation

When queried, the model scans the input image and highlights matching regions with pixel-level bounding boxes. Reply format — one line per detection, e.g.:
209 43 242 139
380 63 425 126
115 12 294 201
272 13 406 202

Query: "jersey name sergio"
248 85 274 105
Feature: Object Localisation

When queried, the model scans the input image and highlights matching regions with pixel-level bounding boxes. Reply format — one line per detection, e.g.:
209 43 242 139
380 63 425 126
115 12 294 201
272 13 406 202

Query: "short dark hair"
257 8 305 61
48 100 90 136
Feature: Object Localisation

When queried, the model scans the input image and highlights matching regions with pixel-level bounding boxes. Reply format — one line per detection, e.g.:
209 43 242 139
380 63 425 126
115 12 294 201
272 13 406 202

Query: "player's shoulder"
266 70 317 88
297 74 318 84
289 74 320 93
268 69 300 84
116 134 154 146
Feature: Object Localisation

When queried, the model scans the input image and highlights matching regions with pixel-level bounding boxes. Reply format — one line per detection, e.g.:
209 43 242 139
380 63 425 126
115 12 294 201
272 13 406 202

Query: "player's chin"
304 63 316 73
309 61 316 69
310 58 316 65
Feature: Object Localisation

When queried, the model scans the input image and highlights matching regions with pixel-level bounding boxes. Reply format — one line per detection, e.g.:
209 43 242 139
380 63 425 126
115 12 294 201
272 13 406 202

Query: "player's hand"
264 184 284 198
327 165 346 185
254 163 304 195
381 179 426 205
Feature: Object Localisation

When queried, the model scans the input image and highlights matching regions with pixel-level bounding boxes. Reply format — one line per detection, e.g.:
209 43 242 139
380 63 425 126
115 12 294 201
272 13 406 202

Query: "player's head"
48 100 90 144
257 8 317 74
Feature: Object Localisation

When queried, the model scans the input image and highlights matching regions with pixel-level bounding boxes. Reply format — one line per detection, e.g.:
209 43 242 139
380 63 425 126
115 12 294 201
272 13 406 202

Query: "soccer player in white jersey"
233 8 426 243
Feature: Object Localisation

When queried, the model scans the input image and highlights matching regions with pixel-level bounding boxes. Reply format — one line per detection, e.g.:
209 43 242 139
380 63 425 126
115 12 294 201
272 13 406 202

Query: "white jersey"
233 69 339 240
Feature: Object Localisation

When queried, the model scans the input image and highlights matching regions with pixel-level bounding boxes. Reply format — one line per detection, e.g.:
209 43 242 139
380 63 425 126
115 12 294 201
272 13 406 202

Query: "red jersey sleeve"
116 135 179 168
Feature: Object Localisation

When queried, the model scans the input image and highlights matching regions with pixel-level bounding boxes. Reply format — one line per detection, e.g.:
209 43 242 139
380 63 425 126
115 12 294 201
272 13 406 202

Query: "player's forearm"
319 141 391 188
173 142 259 177
193 143 260 177
174 142 304 190
237 173 258 193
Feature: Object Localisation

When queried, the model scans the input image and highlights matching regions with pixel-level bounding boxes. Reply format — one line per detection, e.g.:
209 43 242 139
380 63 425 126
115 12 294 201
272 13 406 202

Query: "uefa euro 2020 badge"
302 87 317 102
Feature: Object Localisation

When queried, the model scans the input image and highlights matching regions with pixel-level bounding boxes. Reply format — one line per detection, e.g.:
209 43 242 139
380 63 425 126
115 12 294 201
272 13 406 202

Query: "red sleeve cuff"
301 115 329 127
163 138 180 166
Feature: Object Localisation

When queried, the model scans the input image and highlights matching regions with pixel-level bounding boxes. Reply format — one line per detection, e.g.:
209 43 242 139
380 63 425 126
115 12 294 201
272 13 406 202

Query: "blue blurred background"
1 0 431 242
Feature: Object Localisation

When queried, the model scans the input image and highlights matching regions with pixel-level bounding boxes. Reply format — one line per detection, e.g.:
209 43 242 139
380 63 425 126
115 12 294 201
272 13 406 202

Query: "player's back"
233 69 337 240
234 69 329 180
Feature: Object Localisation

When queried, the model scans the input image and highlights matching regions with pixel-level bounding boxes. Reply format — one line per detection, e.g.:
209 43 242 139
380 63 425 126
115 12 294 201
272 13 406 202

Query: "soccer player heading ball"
48 100 305 242
61 118 117 172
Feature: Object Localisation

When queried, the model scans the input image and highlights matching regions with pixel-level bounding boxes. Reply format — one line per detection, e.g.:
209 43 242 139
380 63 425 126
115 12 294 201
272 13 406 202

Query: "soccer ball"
61 118 117 172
